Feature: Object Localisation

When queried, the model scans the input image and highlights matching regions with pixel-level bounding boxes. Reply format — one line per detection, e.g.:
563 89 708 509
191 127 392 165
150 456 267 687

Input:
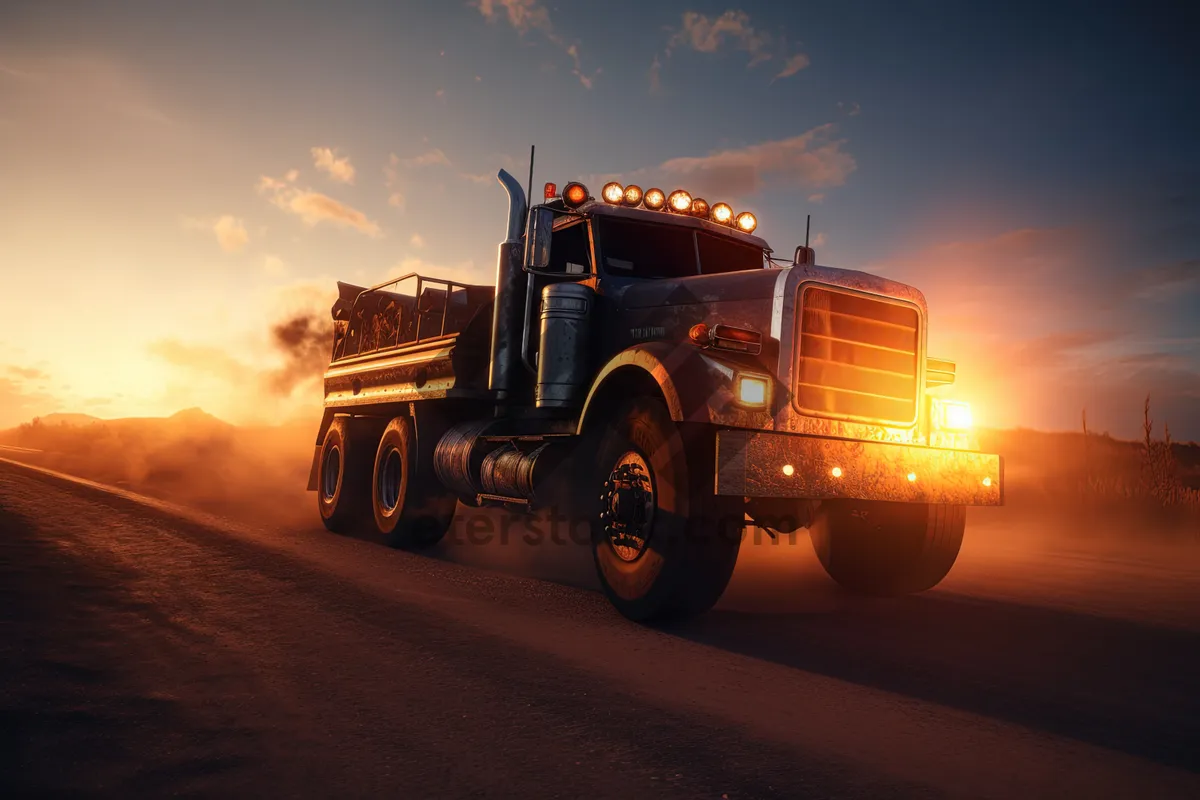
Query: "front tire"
589 398 743 622
370 416 457 549
810 501 965 596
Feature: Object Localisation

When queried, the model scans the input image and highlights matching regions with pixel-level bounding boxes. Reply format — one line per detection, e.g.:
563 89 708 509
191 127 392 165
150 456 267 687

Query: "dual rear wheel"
317 415 456 548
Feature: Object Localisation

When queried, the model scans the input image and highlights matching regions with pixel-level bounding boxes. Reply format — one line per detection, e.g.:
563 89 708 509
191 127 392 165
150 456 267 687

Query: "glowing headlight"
622 184 643 206
643 188 666 210
710 203 734 225
935 399 973 431
736 374 769 407
563 182 589 208
602 182 624 204
735 211 757 233
690 197 710 217
667 189 692 213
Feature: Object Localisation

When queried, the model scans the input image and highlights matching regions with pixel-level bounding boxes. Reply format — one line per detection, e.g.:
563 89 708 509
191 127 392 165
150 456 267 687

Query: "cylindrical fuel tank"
536 282 594 408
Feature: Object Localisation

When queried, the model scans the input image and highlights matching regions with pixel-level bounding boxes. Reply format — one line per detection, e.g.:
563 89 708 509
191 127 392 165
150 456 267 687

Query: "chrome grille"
795 286 920 425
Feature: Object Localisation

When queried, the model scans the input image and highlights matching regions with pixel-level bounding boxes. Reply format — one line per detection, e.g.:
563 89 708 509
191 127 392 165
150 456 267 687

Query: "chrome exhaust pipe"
489 169 527 399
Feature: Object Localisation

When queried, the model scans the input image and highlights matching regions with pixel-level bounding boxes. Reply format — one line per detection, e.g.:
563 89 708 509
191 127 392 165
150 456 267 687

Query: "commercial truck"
307 169 1003 621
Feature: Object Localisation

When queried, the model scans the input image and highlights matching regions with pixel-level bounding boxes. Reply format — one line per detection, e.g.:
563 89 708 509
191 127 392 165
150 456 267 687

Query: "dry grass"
979 395 1200 534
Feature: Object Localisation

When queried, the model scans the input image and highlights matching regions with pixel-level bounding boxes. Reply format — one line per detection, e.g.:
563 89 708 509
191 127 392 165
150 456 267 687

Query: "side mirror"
524 207 554 271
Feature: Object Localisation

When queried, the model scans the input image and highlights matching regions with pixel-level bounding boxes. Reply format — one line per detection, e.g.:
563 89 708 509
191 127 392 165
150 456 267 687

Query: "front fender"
577 341 773 434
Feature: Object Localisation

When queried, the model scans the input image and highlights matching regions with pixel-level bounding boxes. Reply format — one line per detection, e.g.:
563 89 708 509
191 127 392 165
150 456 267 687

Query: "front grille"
795 286 920 425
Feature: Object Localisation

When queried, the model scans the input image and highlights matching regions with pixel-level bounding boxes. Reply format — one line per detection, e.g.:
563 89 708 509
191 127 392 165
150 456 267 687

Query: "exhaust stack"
489 169 528 400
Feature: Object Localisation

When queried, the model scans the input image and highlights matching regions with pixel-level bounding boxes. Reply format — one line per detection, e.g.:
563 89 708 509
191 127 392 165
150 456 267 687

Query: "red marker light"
544 182 557 200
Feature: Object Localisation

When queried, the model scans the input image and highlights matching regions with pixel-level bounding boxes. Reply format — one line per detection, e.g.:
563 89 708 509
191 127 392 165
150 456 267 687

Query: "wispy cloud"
656 123 856 198
384 154 405 210
397 148 494 185
182 214 250 253
310 146 356 184
6 365 49 381
475 0 598 89
656 9 810 87
257 172 381 237
213 215 249 253
410 233 425 248
148 339 254 384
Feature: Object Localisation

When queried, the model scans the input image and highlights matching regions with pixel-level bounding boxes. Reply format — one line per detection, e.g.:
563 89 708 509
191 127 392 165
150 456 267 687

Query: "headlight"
710 203 734 225
933 398 973 431
735 211 757 233
667 189 692 213
601 182 624 204
622 184 643 206
643 188 666 210
736 374 769 407
563 182 589 208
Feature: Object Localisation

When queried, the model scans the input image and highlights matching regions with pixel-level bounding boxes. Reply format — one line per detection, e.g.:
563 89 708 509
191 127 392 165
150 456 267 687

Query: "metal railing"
336 272 483 361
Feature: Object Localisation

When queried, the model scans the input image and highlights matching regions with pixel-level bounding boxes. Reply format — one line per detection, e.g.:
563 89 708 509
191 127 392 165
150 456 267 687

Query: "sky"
1 0 1197 438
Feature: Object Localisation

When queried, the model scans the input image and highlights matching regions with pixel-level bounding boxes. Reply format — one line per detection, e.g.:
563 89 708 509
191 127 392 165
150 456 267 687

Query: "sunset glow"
1 2 1196 439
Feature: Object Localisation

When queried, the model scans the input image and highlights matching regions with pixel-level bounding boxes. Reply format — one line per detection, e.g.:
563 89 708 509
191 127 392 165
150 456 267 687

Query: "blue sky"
0 0 1196 437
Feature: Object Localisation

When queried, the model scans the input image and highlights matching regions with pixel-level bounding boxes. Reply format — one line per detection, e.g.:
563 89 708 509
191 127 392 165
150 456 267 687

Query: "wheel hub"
600 451 655 562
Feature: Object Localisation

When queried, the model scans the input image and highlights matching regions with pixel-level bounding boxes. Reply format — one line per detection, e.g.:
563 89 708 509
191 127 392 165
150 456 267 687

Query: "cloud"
7 365 48 381
311 147 355 184
657 9 809 84
410 233 425 248
148 339 254 384
811 232 827 248
257 173 381 237
656 123 856 198
212 215 249 253
474 0 595 89
1133 258 1200 299
402 148 453 167
807 193 824 203
384 154 405 211
774 53 810 80
668 10 772 64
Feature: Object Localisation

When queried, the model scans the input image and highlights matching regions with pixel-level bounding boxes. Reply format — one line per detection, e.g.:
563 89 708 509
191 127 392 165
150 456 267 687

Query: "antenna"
805 214 811 248
526 145 535 207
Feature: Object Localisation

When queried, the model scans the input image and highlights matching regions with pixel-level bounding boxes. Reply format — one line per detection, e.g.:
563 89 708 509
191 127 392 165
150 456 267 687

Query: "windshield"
598 218 764 278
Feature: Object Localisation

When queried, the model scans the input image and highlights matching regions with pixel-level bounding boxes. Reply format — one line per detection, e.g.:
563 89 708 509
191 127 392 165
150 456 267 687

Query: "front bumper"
715 430 1003 506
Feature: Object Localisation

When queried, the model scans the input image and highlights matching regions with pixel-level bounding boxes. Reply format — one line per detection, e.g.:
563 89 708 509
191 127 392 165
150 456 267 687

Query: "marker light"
736 375 768 406
622 184 643 206
735 211 758 233
907 472 918 482
710 203 734 225
688 323 710 344
543 182 557 200
690 197 710 217
602 182 624 204
563 182 589 208
667 189 693 213
982 477 993 487
782 464 795 477
831 466 843 478
643 188 666 210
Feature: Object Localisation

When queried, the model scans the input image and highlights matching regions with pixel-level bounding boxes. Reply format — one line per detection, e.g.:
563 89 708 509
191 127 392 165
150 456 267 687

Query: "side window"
696 231 765 275
598 219 698 278
549 222 592 275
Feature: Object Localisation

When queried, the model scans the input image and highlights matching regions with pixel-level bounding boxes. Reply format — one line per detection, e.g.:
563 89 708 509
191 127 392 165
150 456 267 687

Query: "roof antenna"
525 145 535 208
805 214 811 248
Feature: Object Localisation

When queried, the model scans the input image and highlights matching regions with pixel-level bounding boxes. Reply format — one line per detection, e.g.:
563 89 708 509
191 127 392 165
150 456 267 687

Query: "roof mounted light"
563 182 589 208
643 188 666 210
601 182 624 204
667 189 692 213
735 211 757 233
543 182 557 200
690 197 710 217
710 203 734 225
622 184 643 206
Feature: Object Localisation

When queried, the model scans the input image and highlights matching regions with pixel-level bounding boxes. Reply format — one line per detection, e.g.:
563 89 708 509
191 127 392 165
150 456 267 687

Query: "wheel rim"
321 445 341 502
600 450 655 562
378 446 403 513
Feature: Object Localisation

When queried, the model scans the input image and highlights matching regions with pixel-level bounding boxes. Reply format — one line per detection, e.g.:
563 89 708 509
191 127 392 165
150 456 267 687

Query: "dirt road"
2 459 1198 798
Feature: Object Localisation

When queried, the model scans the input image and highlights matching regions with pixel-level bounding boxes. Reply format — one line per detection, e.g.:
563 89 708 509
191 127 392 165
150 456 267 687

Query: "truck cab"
308 168 1002 622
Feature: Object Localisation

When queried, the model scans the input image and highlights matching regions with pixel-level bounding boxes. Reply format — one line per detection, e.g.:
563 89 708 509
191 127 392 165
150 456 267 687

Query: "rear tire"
317 416 376 534
588 397 743 622
810 501 965 596
370 416 457 549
